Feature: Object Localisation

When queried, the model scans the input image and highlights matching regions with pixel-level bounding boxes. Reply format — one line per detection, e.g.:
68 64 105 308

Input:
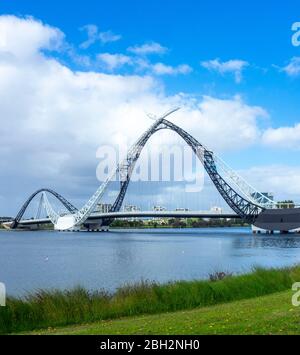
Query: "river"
1 227 300 296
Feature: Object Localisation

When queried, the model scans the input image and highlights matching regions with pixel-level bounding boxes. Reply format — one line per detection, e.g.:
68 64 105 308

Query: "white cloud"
201 58 249 83
240 165 300 201
0 15 64 59
175 95 267 151
152 63 192 75
79 24 121 49
262 123 300 149
96 53 132 71
0 15 268 214
94 54 192 76
98 30 122 44
281 57 300 77
128 41 167 55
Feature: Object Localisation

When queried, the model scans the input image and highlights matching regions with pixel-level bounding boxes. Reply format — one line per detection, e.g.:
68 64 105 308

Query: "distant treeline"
111 218 247 229
2 218 247 231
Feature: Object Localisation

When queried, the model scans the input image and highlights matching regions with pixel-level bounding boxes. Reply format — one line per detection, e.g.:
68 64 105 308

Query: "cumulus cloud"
132 58 192 76
239 165 300 201
201 58 249 83
152 63 192 75
128 41 167 55
0 15 268 214
262 123 300 149
94 53 192 76
79 24 121 49
0 15 64 59
281 57 300 77
96 53 132 71
175 95 267 151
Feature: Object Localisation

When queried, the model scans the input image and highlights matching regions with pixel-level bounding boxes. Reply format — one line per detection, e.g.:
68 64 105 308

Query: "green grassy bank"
27 290 300 335
1 265 300 334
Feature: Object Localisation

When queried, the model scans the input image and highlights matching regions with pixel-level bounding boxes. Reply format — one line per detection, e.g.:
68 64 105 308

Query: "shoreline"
1 265 300 334
0 224 249 232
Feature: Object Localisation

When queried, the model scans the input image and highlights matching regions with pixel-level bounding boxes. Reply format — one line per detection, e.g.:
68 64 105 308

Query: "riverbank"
26 290 299 335
1 265 300 334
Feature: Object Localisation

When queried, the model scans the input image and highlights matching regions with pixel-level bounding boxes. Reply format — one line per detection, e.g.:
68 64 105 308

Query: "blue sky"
1 0 300 214
3 1 299 102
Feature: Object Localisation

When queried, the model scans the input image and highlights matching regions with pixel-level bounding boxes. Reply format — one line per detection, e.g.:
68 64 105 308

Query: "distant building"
152 206 167 222
123 204 141 221
96 203 112 213
153 206 166 211
173 208 189 223
276 200 295 209
210 206 222 214
0 217 13 222
124 205 141 212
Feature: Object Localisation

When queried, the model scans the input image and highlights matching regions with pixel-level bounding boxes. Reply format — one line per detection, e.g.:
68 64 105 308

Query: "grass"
26 290 300 335
1 265 300 334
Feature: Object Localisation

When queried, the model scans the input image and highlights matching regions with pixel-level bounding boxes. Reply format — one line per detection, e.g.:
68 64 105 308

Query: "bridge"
3 108 300 233
3 211 241 230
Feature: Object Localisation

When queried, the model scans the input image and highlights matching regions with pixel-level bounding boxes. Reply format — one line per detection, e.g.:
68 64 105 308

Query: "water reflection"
233 235 300 249
1 228 300 296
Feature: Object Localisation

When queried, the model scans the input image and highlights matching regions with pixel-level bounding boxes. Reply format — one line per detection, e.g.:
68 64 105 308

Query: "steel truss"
11 188 77 229
103 117 262 226
12 110 264 229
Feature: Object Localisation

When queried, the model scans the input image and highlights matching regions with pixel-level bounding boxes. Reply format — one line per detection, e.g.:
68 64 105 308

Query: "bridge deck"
11 211 240 226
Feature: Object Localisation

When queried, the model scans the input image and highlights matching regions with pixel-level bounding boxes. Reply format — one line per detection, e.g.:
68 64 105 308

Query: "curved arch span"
11 188 77 229
11 112 263 230
101 118 263 226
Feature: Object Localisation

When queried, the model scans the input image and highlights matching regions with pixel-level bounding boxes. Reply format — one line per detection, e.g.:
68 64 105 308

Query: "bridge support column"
83 223 110 232
251 225 273 235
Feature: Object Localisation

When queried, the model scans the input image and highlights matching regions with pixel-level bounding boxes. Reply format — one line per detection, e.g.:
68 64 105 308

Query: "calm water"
1 227 300 297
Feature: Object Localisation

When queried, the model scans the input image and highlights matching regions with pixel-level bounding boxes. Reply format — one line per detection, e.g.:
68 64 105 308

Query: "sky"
1 0 300 215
